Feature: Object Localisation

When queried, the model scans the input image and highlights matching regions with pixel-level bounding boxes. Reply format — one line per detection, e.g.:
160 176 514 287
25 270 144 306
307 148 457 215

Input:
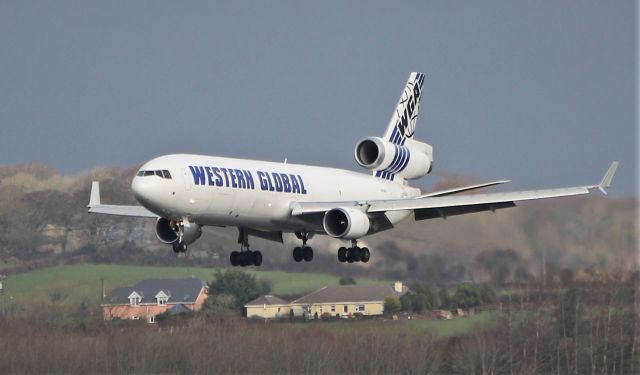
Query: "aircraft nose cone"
131 176 147 203
131 176 160 206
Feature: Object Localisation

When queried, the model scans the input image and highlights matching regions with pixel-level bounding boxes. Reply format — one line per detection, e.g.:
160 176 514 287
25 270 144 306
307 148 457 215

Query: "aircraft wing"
291 162 618 220
87 181 157 218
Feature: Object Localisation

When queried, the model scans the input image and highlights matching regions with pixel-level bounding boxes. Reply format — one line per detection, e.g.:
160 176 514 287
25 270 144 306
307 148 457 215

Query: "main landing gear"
337 240 370 263
230 228 262 267
293 232 313 262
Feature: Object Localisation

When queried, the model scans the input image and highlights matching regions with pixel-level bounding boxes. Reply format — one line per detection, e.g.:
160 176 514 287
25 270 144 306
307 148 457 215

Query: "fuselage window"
162 170 172 179
137 171 145 176
143 171 155 176
155 170 163 178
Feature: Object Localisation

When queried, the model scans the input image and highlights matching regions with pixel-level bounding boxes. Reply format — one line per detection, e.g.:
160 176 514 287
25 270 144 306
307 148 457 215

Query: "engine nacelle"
155 218 202 245
323 207 370 239
156 218 178 244
354 136 433 180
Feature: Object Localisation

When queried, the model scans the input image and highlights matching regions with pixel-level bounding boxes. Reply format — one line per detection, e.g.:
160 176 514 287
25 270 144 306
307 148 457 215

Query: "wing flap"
415 201 516 220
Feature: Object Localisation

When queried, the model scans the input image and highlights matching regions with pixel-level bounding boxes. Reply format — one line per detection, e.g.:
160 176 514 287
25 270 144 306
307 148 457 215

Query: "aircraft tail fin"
382 72 425 146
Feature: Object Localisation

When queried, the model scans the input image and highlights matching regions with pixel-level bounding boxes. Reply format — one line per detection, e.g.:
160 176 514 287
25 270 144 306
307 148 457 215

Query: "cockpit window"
137 170 172 179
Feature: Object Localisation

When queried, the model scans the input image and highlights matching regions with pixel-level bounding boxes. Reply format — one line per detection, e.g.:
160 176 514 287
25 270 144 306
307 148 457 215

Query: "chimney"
394 281 403 293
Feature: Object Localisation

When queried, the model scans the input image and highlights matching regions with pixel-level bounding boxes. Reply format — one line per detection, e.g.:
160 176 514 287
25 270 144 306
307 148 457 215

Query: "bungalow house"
102 278 208 323
245 294 291 319
245 281 408 319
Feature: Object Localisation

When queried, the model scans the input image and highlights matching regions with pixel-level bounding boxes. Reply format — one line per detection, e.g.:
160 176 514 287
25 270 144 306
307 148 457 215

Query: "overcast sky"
0 1 637 195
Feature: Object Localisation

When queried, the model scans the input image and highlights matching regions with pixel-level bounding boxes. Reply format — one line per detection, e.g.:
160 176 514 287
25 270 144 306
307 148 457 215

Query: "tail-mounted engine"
155 218 202 245
323 207 370 239
354 136 433 180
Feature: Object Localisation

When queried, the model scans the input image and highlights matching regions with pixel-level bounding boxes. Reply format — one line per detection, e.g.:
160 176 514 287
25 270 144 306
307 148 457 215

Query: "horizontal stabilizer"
88 181 157 218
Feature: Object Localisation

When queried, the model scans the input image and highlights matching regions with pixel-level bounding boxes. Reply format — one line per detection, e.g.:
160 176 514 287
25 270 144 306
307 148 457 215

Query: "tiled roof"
291 284 407 305
245 294 289 307
102 278 207 306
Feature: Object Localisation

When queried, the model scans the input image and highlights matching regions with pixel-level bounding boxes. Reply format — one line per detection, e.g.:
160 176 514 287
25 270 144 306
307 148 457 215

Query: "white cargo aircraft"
88 72 618 267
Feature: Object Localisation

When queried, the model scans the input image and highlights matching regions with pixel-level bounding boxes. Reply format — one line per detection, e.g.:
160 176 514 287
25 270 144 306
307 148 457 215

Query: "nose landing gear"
172 241 188 253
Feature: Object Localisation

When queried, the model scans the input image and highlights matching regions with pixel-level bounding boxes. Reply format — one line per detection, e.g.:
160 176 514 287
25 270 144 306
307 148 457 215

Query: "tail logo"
388 73 425 145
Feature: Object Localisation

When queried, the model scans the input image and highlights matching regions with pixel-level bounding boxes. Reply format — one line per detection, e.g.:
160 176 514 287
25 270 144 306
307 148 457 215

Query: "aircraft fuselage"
132 154 418 234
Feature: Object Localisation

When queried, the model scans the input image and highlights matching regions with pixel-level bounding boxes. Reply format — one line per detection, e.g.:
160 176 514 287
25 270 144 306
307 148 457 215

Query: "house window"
148 315 156 323
131 316 140 320
356 305 365 312
157 297 167 306
331 305 335 313
130 296 140 306
278 307 281 312
343 306 348 313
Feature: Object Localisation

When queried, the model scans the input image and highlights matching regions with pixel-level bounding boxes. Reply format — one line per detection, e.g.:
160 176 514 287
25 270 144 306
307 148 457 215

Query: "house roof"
102 278 207 306
291 284 408 305
245 294 289 307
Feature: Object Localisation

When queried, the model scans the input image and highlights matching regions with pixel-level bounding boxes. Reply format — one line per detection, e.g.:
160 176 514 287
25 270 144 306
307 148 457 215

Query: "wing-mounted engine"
155 218 202 245
354 136 433 180
323 207 370 239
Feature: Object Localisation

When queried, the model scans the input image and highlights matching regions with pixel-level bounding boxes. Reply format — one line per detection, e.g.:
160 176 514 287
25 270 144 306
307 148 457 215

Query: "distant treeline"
0 163 636 286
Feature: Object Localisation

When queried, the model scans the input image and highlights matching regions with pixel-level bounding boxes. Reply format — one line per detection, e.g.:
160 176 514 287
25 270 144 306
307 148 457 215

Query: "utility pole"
101 277 106 299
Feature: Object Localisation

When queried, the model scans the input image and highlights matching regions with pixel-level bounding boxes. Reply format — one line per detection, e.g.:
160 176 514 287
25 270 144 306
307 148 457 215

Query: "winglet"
89 181 101 208
595 161 619 195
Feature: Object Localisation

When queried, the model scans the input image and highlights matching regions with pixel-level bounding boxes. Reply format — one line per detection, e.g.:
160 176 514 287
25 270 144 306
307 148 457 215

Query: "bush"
384 296 401 313
339 276 357 285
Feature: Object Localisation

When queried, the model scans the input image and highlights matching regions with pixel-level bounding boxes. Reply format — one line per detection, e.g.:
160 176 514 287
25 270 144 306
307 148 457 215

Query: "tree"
478 283 497 305
400 294 413 311
339 276 356 285
410 293 429 312
475 248 522 286
438 287 452 309
383 296 401 313
208 269 270 309
453 283 480 309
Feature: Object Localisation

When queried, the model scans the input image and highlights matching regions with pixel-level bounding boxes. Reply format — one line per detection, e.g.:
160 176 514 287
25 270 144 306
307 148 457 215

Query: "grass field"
2 264 389 305
268 312 498 339
315 310 498 338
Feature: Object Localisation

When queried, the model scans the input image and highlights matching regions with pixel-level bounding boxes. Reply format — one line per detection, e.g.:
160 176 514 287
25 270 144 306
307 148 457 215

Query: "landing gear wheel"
253 251 263 266
230 251 239 266
302 247 314 262
338 247 347 263
245 251 256 266
361 247 370 263
293 247 303 262
347 248 355 263
173 241 187 253
352 247 362 262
